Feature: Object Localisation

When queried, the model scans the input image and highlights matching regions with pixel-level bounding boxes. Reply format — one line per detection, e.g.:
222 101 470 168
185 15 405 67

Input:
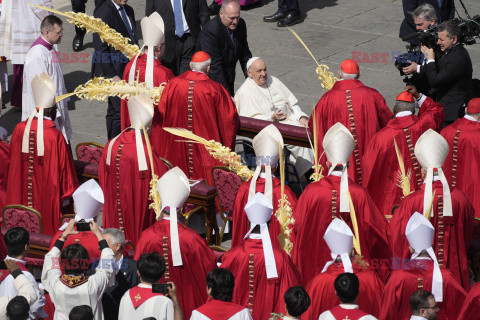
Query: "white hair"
340 71 359 80
191 59 211 73
102 228 125 249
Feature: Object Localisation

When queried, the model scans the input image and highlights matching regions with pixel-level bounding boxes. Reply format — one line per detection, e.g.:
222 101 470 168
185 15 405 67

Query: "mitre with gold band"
414 129 452 217
22 72 67 157
323 122 355 212
157 167 191 267
128 12 165 89
249 124 284 204
106 92 154 173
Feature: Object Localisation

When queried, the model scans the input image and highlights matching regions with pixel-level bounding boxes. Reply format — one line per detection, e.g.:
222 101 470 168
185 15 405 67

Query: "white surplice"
118 283 174 320
235 76 314 176
22 39 71 141
0 274 37 319
319 304 377 320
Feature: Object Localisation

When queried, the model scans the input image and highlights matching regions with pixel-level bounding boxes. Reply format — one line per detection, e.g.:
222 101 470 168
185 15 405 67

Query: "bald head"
220 0 240 30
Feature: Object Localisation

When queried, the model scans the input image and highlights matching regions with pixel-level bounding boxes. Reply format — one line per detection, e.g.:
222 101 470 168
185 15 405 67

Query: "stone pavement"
1 0 480 150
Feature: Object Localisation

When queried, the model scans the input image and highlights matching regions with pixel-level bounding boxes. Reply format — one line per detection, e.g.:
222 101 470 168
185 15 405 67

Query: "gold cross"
343 317 350 320
135 293 141 302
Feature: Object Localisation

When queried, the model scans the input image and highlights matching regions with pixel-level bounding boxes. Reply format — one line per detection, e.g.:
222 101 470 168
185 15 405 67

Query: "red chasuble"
441 117 480 218
0 140 9 212
156 70 239 187
231 177 298 248
220 238 302 320
389 181 474 290
195 300 247 320
379 259 466 320
330 305 369 320
50 230 101 261
7 118 78 235
291 175 391 285
128 286 163 308
362 97 444 215
303 262 384 320
458 282 480 320
308 79 392 184
121 53 174 132
134 219 217 320
99 129 167 246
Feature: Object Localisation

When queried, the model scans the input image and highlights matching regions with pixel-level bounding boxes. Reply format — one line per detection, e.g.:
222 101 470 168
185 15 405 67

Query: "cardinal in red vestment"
100 94 167 245
441 98 480 218
292 123 391 284
221 193 302 320
231 125 297 247
458 282 480 320
303 219 384 320
156 51 239 187
121 13 173 133
362 90 444 215
134 167 217 320
389 130 474 290
380 213 466 320
309 59 392 184
0 139 9 211
7 73 78 236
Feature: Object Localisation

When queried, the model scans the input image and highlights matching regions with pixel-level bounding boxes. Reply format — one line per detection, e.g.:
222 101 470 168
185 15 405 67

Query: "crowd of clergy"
1 2 480 320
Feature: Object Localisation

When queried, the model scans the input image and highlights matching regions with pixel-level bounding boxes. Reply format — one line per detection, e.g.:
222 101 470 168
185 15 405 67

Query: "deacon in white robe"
22 15 71 142
0 269 37 319
118 283 174 320
235 57 314 176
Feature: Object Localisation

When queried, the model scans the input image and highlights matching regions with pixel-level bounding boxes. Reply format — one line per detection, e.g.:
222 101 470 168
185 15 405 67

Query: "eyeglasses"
424 305 440 310
49 30 64 36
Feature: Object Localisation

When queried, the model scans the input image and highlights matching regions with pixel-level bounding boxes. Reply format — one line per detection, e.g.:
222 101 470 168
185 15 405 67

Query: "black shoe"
263 11 286 22
277 13 301 27
72 34 84 52
209 1 220 15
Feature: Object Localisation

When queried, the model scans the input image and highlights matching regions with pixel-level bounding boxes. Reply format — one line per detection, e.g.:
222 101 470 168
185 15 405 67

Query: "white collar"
410 316 428 320
161 216 171 220
40 36 54 46
412 256 432 260
329 171 343 177
282 317 298 320
423 175 440 183
396 111 413 118
138 283 152 288
464 115 479 122
111 0 122 10
5 256 26 264
339 304 359 309
34 114 52 120
260 172 275 179
248 233 262 240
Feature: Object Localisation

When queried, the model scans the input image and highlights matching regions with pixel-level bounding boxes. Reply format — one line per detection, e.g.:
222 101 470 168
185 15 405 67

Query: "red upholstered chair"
212 166 243 244
74 142 105 182
59 214 76 226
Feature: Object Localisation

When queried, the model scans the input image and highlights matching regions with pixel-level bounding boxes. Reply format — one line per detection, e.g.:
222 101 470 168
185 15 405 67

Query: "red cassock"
291 175 391 284
231 177 298 248
120 54 174 131
441 117 480 218
458 282 480 320
362 97 444 215
156 70 239 187
134 219 217 320
308 79 392 184
220 238 302 320
303 261 384 320
98 129 167 245
6 118 78 235
49 230 101 261
0 232 6 260
389 181 475 290
379 259 466 320
0 140 9 211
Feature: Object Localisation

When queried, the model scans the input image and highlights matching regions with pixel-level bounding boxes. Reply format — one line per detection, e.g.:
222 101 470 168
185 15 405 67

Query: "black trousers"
106 96 121 140
71 0 107 36
278 0 300 15
162 33 196 76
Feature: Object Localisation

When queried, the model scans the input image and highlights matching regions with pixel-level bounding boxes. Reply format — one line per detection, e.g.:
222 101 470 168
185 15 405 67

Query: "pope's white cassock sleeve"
118 284 174 320
0 273 37 319
41 243 115 320
22 42 71 142
190 308 253 320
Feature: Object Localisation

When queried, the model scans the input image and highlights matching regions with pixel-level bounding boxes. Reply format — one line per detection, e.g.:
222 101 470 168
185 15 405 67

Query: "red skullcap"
396 91 415 102
467 97 480 114
192 51 211 62
340 59 359 74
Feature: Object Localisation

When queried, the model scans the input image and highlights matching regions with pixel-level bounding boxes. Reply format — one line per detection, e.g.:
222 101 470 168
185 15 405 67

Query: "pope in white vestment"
235 57 314 176
22 17 71 142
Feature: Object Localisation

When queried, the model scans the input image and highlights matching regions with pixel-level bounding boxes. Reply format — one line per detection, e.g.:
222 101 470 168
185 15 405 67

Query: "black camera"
76 220 91 232
152 283 172 294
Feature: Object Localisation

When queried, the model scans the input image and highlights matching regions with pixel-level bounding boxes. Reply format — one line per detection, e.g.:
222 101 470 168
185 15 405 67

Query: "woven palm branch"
275 143 295 255
163 127 254 181
30 4 140 59
286 27 338 90
393 137 412 197
347 191 361 256
55 77 166 105
424 190 437 220
306 104 324 181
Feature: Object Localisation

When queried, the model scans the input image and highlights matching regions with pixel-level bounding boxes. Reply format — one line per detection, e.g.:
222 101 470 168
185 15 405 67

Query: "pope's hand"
299 117 309 128
271 110 287 122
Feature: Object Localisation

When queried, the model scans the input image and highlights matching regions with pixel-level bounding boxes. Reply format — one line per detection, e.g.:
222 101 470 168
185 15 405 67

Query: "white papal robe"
22 38 71 141
119 284 174 320
235 76 314 176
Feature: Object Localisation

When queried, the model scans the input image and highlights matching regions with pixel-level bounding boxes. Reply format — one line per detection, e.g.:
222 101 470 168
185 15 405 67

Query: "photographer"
424 20 473 124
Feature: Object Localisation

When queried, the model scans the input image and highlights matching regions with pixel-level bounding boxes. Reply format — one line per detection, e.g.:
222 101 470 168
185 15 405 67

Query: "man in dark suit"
87 228 139 320
400 0 454 44
71 0 106 51
146 0 209 76
92 0 137 139
196 0 252 96
263 0 301 27
424 20 473 124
